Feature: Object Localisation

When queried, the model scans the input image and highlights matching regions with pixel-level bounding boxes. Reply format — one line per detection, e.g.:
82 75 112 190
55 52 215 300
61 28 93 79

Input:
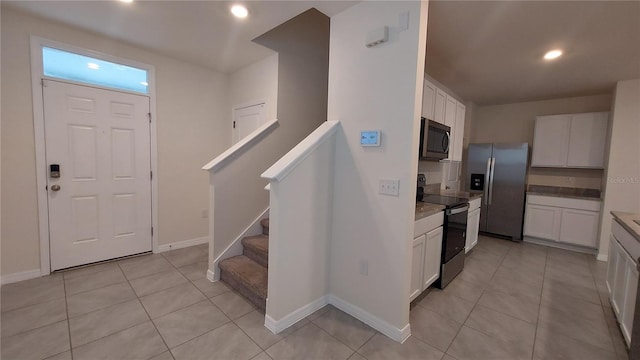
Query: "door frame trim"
30 36 159 275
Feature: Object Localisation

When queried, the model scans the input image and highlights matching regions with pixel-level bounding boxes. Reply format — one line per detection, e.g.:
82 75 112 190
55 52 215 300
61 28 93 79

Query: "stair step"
219 255 267 311
241 235 268 268
260 218 269 236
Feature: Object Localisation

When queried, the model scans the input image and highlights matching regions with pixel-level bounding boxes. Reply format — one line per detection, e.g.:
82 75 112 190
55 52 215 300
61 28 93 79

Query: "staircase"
219 218 270 311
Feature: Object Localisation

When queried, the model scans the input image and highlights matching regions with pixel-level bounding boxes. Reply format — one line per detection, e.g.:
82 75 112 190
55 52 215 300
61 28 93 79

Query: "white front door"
43 80 152 270
232 102 265 144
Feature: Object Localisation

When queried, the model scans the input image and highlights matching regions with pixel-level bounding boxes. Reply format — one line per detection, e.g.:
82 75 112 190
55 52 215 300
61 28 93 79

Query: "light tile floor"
0 236 630 360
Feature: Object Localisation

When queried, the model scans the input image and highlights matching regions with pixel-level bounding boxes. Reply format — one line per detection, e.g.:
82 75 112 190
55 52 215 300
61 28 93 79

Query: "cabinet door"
531 115 570 167
608 235 619 295
559 209 600 248
433 88 446 125
423 226 443 290
452 102 466 162
622 258 638 346
524 204 562 240
466 208 481 253
410 234 426 301
613 242 627 318
567 112 608 168
422 80 437 120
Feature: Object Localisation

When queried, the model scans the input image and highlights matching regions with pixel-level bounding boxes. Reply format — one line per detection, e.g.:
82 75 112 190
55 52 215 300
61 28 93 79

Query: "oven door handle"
446 204 470 215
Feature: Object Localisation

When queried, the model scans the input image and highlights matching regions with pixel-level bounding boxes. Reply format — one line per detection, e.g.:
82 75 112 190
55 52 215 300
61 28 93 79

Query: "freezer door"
466 143 493 233
485 143 529 239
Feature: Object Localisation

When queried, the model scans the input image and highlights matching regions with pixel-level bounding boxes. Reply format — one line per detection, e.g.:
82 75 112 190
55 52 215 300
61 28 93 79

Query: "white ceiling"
426 1 640 105
3 0 357 74
4 1 639 106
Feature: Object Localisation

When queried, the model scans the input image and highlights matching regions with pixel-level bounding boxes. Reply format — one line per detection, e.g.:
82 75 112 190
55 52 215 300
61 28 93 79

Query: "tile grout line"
529 245 548 360
440 242 512 357
64 272 74 360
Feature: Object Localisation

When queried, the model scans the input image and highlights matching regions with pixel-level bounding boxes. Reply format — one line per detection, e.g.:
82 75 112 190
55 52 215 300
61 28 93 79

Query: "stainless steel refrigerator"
467 143 529 240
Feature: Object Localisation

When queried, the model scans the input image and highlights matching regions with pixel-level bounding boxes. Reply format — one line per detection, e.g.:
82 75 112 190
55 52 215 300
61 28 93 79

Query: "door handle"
50 185 61 192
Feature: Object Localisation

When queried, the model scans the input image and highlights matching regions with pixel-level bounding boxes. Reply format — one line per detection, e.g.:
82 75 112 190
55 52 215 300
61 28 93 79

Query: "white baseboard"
1 269 42 285
206 269 217 282
328 295 411 343
523 237 597 256
597 253 608 262
265 295 329 334
157 237 208 253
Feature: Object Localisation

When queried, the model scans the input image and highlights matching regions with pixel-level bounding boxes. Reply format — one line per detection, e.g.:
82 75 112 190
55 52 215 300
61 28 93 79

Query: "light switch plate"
379 179 400 196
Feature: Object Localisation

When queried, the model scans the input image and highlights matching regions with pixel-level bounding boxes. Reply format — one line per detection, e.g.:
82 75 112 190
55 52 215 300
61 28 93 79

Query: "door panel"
232 103 265 144
44 80 152 270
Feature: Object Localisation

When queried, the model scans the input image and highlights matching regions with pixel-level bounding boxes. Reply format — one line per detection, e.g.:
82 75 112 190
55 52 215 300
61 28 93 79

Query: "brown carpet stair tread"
241 235 269 254
219 255 267 298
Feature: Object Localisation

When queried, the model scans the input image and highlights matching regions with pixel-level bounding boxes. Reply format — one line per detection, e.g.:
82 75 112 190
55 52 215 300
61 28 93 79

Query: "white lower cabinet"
410 234 426 301
423 227 443 290
607 223 639 347
411 212 444 302
524 195 601 248
466 207 480 253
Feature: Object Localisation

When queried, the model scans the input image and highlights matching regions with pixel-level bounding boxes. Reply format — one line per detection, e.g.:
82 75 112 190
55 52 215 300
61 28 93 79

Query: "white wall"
598 79 640 259
328 1 428 340
229 53 278 129
1 7 229 276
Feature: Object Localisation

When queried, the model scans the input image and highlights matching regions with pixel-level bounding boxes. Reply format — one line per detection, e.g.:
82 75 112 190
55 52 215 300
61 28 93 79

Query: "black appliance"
419 117 450 161
416 173 426 202
420 194 469 289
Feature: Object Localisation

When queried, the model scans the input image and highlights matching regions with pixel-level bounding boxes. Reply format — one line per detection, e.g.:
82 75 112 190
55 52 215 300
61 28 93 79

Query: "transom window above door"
42 47 149 94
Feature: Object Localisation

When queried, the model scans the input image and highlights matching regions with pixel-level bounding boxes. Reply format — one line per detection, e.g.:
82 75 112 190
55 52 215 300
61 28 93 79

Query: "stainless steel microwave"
419 117 450 160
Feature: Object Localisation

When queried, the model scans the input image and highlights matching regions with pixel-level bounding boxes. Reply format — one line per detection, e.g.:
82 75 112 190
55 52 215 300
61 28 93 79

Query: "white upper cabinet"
422 80 437 120
532 112 609 168
433 88 446 125
531 115 570 167
567 112 609 168
452 102 466 162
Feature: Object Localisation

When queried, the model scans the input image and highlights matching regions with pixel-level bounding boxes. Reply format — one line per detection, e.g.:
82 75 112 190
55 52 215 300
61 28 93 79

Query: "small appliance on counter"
416 173 426 202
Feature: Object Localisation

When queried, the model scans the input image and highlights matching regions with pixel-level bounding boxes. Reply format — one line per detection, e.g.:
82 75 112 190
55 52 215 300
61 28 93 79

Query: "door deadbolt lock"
50 185 61 192
50 164 61 178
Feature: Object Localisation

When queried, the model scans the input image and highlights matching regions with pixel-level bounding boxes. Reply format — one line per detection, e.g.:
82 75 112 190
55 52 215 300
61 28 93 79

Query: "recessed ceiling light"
544 49 563 60
87 63 100 70
231 4 248 18
119 0 133 3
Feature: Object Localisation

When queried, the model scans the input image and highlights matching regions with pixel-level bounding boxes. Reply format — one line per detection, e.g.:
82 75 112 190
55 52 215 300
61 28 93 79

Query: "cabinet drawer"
527 194 601 211
414 211 444 238
613 220 640 265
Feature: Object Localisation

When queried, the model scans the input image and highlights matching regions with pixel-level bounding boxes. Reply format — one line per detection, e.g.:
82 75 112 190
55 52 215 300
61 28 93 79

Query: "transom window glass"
42 47 148 94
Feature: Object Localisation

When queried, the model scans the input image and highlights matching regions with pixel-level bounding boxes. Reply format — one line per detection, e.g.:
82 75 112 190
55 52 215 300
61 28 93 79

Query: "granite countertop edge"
415 204 446 221
611 211 640 242
426 190 483 201
526 191 602 201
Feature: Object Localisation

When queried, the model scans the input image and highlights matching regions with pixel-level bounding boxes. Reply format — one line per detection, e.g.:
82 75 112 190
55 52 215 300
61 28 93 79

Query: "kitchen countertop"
415 203 445 221
425 189 483 201
527 185 601 200
612 211 640 242
527 192 603 201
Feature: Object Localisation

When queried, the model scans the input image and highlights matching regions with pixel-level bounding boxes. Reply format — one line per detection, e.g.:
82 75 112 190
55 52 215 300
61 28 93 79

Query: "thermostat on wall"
360 130 381 147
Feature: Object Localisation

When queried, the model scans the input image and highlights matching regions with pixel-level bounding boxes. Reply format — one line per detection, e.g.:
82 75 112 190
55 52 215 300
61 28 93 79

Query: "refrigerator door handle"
488 157 496 205
484 158 491 205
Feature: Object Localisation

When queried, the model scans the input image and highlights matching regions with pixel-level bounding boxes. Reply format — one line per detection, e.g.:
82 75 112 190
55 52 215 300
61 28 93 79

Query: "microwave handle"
443 131 450 153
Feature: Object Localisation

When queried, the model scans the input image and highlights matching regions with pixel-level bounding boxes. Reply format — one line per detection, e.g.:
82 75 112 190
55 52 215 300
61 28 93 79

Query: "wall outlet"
201 209 208 218
379 179 400 196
